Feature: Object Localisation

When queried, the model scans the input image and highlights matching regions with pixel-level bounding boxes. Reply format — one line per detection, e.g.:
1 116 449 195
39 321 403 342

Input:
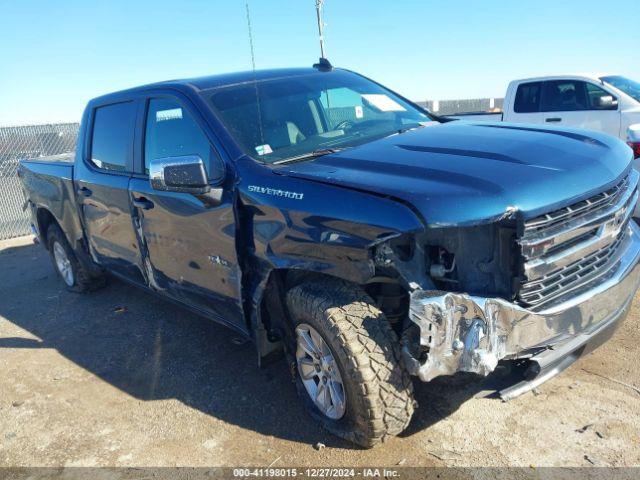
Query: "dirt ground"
1 235 639 468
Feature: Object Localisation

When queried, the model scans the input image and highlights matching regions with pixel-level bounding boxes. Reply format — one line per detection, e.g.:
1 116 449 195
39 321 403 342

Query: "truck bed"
26 152 75 164
18 157 82 245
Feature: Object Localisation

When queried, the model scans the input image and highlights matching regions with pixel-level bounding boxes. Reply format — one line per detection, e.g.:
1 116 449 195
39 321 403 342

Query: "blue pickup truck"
19 66 640 447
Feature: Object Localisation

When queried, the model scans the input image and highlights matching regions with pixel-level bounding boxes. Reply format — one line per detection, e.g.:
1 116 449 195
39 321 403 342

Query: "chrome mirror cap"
149 155 211 194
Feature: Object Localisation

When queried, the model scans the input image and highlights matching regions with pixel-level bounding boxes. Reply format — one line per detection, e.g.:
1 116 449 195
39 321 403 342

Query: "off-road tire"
46 224 103 293
286 279 415 447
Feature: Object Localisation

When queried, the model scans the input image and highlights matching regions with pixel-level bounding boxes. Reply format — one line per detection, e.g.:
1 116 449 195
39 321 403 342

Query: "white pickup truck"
448 74 640 158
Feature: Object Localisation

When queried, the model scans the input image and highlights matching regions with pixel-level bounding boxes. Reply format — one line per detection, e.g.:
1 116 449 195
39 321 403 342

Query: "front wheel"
286 279 415 447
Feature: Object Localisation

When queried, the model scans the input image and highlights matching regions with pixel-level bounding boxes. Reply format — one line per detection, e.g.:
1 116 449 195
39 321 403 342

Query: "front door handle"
78 186 92 197
545 117 562 123
132 196 154 210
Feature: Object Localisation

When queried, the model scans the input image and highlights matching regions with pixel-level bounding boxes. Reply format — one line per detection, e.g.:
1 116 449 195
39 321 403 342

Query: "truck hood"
274 122 633 226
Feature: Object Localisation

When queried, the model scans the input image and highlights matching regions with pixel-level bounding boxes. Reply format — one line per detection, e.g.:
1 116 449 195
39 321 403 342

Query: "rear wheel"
52 240 74 287
286 278 415 447
46 224 103 293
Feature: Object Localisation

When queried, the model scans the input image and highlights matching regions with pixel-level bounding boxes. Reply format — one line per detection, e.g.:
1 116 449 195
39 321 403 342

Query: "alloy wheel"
53 241 74 287
295 323 346 420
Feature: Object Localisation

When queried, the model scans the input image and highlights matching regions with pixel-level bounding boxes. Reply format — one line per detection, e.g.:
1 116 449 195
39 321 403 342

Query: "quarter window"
514 82 541 113
90 102 136 171
144 98 222 180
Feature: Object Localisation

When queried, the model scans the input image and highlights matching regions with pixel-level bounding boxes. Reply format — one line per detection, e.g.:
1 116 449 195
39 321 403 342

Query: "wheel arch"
35 207 62 246
35 205 103 279
252 267 411 366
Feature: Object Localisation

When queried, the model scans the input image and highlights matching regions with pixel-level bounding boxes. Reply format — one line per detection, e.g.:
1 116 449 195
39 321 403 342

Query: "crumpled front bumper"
403 221 640 396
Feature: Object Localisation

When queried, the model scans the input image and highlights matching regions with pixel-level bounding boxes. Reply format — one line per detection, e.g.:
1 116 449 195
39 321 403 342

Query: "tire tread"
286 278 415 447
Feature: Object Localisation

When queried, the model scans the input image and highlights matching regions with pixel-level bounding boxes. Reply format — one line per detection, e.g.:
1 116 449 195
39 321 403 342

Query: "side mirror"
595 95 618 110
149 155 211 194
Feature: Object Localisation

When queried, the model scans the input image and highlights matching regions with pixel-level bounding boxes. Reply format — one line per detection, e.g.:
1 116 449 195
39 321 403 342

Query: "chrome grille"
519 170 638 311
525 175 630 234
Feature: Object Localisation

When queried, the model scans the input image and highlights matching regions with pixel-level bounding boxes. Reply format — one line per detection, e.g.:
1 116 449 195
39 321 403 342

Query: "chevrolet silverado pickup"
19 66 640 447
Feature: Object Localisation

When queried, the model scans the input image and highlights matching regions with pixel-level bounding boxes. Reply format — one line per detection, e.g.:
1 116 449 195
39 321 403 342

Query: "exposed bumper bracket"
405 222 640 389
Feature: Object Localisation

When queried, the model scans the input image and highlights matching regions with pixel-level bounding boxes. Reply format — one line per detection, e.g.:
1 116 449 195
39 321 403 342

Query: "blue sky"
1 0 639 125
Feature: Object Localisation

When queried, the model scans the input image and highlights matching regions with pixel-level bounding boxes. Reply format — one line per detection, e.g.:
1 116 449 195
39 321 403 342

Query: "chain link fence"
417 98 504 115
0 123 79 240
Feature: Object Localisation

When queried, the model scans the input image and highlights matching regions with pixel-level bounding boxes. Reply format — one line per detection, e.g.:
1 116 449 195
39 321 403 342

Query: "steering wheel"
334 120 355 131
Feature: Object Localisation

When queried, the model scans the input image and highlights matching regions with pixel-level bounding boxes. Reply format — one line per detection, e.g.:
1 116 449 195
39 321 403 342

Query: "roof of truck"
509 73 615 84
91 67 334 104
179 67 327 90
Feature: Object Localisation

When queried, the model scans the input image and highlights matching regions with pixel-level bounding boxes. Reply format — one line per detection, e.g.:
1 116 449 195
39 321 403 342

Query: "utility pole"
316 0 326 59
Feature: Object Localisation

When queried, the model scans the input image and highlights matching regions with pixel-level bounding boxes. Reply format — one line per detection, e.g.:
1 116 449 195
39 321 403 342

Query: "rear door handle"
132 196 154 210
78 186 92 197
545 117 562 123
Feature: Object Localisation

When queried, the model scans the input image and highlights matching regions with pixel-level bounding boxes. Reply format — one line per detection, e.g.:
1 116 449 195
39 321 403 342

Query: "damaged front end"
403 291 506 381
403 235 640 390
383 171 640 397
372 212 523 380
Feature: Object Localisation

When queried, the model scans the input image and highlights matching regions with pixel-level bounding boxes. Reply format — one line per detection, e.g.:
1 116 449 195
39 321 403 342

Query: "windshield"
204 70 433 163
601 75 640 103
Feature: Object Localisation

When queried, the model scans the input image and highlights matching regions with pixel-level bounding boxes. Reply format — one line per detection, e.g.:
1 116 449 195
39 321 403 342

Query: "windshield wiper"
273 147 346 165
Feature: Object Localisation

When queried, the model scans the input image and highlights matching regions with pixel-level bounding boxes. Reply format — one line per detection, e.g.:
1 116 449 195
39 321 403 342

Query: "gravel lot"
1 235 639 468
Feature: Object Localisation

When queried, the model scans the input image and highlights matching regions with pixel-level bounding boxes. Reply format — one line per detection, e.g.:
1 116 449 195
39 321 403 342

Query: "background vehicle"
18 66 640 447
448 74 640 157
629 124 640 160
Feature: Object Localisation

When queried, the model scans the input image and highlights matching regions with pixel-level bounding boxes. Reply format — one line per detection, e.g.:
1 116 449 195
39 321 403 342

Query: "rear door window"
90 102 136 172
541 80 588 112
514 82 541 113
